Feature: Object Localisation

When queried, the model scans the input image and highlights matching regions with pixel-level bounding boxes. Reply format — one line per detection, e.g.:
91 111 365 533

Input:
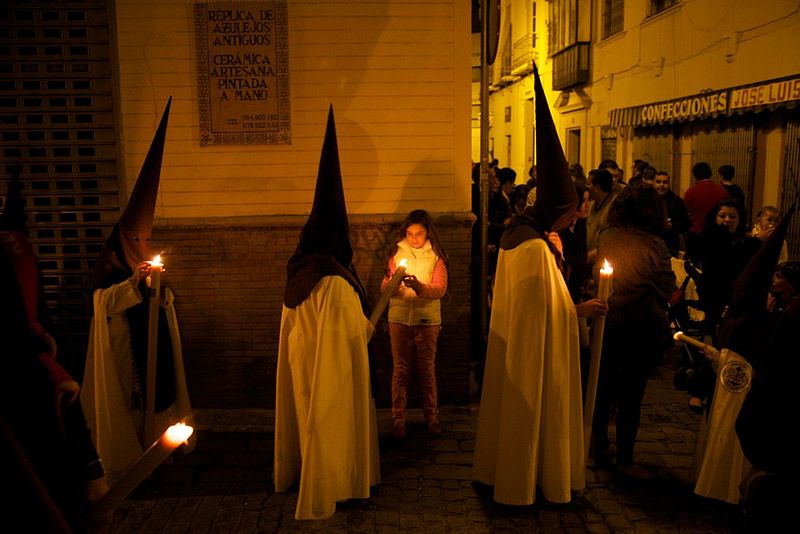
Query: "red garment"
684 180 729 234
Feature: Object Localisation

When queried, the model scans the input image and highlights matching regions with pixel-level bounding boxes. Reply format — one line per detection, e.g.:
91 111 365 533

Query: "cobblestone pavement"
110 349 743 533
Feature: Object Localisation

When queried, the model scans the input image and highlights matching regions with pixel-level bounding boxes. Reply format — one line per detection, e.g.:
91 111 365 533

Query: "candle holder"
369 259 408 332
144 255 163 445
584 259 613 464
89 423 194 522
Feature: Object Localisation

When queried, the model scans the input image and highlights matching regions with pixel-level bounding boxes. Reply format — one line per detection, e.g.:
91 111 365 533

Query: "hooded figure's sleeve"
80 279 145 481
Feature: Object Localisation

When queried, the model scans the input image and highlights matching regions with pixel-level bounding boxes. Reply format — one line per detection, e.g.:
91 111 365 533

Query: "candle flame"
164 422 194 446
601 258 613 274
398 258 408 268
151 255 163 266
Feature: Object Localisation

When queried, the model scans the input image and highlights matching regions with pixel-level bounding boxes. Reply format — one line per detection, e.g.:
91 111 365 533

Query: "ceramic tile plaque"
194 1 290 145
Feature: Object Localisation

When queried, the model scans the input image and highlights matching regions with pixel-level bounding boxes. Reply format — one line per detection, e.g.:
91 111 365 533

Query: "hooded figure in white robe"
694 203 795 504
80 98 193 482
472 64 585 505
274 106 380 520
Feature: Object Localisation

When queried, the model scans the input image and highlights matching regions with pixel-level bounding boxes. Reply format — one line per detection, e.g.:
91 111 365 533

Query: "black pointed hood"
2 165 26 233
530 63 577 230
92 97 171 288
501 64 577 254
283 106 368 310
119 97 171 235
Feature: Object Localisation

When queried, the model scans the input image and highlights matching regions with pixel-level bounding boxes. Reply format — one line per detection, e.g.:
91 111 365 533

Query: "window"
650 0 678 16
602 0 624 39
548 0 578 55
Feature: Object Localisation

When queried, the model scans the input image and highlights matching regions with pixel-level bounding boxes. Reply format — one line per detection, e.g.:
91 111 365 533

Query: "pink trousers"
389 323 441 422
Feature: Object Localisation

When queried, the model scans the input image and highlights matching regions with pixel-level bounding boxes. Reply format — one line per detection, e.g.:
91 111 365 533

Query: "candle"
144 255 163 445
89 423 194 521
673 331 720 364
368 258 408 332
583 259 613 464
597 259 613 301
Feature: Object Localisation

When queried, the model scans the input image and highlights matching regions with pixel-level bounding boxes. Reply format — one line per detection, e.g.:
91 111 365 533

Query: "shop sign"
729 76 800 111
194 1 290 145
638 90 727 125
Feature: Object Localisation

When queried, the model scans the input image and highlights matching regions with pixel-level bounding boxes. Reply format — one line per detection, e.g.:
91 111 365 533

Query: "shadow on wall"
297 1 391 213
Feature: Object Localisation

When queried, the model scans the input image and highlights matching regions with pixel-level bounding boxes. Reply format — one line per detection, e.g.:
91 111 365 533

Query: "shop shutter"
782 111 800 259
633 124 674 175
0 1 118 376
692 116 757 217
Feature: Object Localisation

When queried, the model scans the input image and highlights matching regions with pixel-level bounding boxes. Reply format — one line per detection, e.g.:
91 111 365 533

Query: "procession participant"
274 106 380 520
692 204 795 510
80 98 194 482
2 171 109 530
473 64 592 505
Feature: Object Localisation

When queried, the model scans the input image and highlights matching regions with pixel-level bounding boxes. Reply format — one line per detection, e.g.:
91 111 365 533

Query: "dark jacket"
597 227 676 341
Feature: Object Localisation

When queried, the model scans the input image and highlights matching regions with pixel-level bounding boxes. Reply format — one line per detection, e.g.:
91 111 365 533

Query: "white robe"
473 238 585 505
80 278 193 482
693 349 752 504
274 276 380 520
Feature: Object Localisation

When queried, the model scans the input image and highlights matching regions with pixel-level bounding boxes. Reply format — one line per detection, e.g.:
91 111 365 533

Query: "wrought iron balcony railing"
552 41 590 91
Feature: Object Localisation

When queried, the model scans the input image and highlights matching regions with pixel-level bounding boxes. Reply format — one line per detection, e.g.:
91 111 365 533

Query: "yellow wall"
483 0 800 202
587 0 800 198
113 0 472 218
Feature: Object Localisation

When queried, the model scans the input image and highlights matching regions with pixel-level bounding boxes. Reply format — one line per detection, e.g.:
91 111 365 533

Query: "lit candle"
583 259 613 464
144 255 163 445
368 258 408 332
597 259 613 302
89 423 194 521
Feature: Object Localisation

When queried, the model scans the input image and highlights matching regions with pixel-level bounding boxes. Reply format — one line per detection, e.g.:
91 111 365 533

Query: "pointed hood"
283 106 368 310
718 203 796 355
92 97 171 288
501 64 577 255
530 63 577 230
119 97 171 234
2 165 26 233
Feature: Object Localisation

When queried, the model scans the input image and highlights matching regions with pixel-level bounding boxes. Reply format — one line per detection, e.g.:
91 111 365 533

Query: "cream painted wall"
585 0 800 203
113 0 472 218
590 1 800 121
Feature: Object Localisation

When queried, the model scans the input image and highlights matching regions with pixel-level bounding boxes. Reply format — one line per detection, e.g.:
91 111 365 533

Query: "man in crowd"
683 162 729 259
654 170 691 256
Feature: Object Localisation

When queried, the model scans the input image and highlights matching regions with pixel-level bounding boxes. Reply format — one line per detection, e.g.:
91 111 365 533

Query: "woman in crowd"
698 199 761 340
592 182 676 479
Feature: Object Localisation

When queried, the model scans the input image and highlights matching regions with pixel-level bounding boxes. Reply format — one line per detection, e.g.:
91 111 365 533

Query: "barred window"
602 0 624 40
650 0 679 16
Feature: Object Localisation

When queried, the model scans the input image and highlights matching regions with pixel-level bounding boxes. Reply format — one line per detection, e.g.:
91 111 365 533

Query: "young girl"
381 210 448 438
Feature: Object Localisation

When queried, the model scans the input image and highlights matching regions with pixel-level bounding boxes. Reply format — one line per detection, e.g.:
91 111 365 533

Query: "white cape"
274 276 380 520
473 239 585 504
694 348 752 504
81 279 193 482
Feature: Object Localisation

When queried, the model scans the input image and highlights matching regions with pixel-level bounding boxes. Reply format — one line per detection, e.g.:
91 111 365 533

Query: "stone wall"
154 212 474 409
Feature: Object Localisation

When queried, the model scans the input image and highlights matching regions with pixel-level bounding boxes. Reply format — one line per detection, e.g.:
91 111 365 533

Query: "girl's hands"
402 274 422 294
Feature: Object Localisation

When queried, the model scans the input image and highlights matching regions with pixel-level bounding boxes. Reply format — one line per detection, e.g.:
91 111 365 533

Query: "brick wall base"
153 212 475 409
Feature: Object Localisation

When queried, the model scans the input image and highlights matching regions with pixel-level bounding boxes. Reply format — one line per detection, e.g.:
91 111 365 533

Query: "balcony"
551 41 590 91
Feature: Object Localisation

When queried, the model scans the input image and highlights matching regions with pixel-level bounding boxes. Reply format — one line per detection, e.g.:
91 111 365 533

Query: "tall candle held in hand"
369 258 408 330
673 331 720 363
90 423 194 521
144 255 163 445
584 259 613 465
